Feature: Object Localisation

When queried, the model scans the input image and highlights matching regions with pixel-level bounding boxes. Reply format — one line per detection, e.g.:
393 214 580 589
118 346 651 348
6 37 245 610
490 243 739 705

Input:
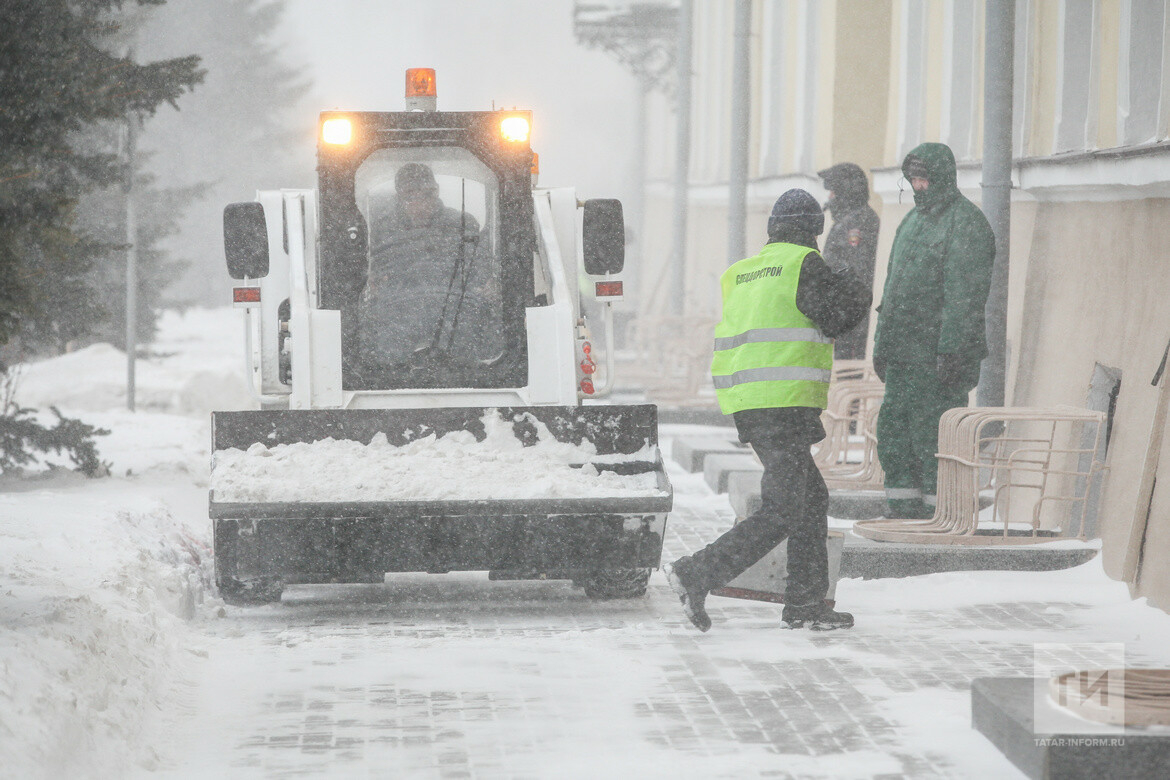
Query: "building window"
793 0 819 173
1054 0 1096 152
943 0 979 160
898 0 929 158
1119 0 1166 145
1013 0 1034 157
759 0 789 177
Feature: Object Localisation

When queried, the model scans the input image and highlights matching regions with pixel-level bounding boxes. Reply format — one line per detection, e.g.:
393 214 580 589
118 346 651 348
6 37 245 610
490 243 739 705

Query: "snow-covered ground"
3 308 1170 779
2 309 245 777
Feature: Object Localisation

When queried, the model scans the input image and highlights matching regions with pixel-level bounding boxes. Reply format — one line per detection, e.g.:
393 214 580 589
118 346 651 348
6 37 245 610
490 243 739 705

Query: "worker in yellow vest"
667 189 871 631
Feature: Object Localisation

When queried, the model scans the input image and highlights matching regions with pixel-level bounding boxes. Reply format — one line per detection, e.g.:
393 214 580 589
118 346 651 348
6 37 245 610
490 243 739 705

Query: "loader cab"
315 110 536 391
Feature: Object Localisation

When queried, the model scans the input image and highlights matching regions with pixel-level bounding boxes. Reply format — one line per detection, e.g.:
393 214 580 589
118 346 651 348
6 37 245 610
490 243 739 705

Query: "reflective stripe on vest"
711 243 833 415
713 327 833 352
711 366 833 390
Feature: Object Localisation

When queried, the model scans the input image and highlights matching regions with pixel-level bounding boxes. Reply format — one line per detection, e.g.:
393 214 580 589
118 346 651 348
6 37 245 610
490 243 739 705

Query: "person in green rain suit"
872 142 995 519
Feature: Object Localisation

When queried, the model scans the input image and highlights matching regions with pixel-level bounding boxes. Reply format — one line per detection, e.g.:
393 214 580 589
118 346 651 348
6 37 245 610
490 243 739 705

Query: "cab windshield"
350 147 504 384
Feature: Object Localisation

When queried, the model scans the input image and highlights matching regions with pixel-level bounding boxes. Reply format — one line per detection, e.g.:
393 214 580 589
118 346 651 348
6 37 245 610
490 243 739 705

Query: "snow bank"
1 309 236 777
0 484 217 779
13 308 250 415
212 411 663 502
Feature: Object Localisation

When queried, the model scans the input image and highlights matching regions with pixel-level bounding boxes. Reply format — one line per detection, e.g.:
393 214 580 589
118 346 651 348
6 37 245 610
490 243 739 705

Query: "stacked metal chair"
854 406 1108 545
814 361 886 490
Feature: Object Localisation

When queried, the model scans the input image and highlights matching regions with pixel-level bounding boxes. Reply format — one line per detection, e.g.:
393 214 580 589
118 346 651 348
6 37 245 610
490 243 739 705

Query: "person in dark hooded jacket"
817 163 880 360
665 189 871 633
872 142 995 519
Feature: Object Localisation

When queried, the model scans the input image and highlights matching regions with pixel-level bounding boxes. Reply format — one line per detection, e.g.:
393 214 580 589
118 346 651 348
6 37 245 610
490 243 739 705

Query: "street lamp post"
124 111 137 412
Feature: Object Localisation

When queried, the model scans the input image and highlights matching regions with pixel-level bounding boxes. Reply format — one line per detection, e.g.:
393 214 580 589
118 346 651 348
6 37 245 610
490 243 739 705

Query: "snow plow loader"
211 70 671 605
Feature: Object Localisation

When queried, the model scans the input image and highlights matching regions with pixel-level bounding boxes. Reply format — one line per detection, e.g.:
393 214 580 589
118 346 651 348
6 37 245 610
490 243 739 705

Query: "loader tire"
580 568 651 600
218 576 284 606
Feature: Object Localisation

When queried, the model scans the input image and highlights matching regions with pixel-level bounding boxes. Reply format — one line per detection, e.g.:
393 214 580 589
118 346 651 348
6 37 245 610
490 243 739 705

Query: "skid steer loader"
211 70 672 605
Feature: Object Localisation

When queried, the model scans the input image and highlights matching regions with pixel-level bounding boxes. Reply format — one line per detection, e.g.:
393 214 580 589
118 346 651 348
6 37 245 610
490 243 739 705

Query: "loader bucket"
209 404 672 603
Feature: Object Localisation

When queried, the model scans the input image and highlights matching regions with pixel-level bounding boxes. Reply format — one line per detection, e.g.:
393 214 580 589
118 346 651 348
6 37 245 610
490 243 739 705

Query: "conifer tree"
0 0 204 350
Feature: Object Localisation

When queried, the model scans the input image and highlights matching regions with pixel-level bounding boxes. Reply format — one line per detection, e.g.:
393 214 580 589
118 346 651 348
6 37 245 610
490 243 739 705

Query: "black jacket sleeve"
795 250 873 338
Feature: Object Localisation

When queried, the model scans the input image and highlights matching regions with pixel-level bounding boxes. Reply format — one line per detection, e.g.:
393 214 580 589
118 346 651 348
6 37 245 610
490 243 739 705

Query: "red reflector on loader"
595 281 623 297
233 287 261 304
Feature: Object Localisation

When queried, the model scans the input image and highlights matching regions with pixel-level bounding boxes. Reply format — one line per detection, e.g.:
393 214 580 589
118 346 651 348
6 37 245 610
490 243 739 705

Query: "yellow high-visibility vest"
711 242 833 414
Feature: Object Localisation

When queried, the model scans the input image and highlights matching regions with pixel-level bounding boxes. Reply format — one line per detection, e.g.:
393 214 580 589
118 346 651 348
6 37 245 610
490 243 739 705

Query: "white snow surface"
210 412 662 503
2 310 234 778
12 308 250 415
4 308 1170 778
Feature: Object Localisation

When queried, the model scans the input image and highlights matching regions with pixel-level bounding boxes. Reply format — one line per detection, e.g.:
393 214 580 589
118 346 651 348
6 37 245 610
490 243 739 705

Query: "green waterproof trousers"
875 361 969 519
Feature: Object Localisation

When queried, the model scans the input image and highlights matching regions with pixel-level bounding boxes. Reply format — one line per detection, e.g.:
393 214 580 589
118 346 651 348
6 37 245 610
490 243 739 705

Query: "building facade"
636 0 1170 610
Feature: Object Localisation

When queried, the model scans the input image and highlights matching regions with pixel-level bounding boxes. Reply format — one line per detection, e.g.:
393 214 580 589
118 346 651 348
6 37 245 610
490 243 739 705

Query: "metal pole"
125 112 138 412
631 73 649 308
727 0 752 265
978 0 1014 408
669 0 693 314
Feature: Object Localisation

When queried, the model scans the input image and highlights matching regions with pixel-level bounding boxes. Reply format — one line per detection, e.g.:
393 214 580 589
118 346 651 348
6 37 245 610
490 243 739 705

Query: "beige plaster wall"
1012 199 1170 609
1137 409 1170 611
923 0 944 142
831 0 892 170
883 0 903 164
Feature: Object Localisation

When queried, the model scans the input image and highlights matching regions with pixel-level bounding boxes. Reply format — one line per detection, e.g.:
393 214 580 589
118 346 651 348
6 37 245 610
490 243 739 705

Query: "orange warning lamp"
405 68 437 110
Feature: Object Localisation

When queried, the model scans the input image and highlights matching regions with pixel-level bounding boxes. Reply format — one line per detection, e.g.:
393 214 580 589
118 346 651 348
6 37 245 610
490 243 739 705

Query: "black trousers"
679 411 830 607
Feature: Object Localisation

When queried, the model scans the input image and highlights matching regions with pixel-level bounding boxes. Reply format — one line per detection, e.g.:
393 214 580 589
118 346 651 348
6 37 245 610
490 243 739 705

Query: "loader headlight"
322 117 353 145
500 115 529 143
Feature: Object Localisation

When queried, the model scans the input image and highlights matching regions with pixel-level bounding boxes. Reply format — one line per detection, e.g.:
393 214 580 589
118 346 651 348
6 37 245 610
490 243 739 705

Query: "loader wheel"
218 576 284 606
580 568 651 600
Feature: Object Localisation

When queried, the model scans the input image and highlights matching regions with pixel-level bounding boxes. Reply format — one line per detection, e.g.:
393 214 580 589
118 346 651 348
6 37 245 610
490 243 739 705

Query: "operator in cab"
356 162 502 376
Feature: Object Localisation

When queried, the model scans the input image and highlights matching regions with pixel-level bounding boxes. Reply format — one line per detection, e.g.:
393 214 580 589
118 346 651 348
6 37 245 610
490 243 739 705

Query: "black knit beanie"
767 188 824 238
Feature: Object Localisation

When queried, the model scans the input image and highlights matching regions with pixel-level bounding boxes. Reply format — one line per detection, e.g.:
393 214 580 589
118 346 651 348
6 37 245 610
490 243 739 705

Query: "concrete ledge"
670 436 747 473
703 453 763 493
839 533 1098 579
657 407 734 427
731 483 890 519
730 482 997 522
972 677 1168 779
829 490 888 519
727 470 763 516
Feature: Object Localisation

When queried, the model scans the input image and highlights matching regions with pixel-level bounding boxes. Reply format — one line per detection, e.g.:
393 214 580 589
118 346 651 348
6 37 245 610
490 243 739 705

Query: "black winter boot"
782 601 854 630
665 561 711 632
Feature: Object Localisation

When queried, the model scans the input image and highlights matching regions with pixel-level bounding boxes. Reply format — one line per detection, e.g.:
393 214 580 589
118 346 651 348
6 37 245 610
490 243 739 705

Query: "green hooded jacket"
872 142 995 377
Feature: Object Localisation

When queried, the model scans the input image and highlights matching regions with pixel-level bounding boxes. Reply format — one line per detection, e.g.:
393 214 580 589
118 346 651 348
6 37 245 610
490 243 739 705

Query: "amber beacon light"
406 68 437 97
405 68 438 110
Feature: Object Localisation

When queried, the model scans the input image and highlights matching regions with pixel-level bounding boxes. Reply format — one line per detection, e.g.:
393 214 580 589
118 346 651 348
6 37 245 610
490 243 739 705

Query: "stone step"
727 470 764 516
839 532 1098 579
730 478 995 522
711 531 845 604
670 436 748 473
971 677 1163 779
729 476 890 520
702 453 763 493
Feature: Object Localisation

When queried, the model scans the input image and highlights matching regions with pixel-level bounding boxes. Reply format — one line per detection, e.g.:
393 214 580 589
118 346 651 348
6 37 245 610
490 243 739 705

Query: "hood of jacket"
902 142 959 213
817 162 870 215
